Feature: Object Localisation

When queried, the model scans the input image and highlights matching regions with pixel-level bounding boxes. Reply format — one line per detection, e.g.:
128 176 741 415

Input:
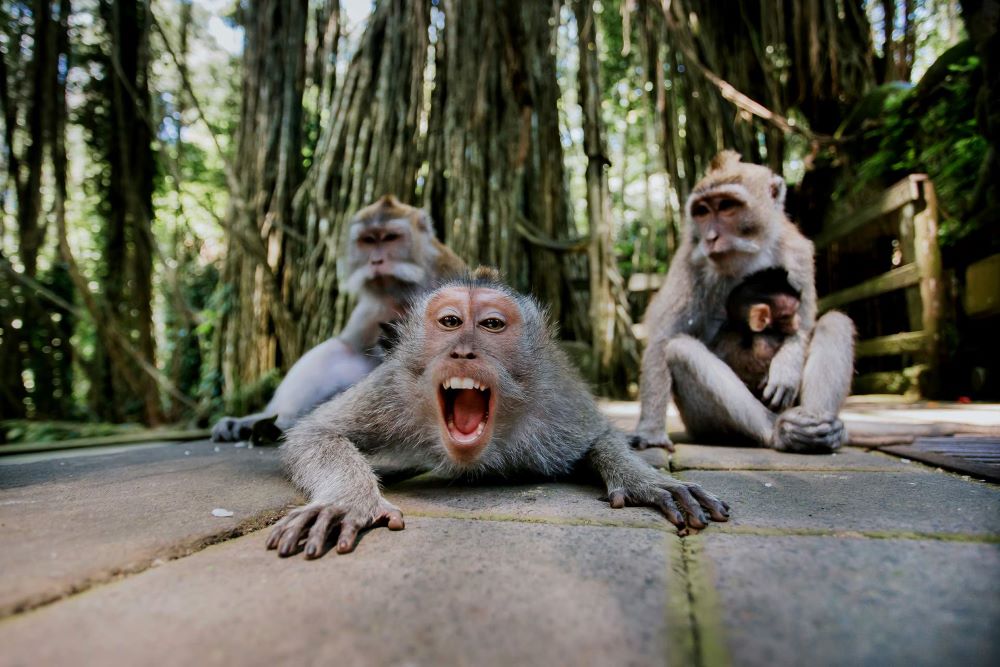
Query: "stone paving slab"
671 444 926 472
0 517 681 667
682 470 1000 536
699 533 1000 667
386 474 667 529
0 439 300 616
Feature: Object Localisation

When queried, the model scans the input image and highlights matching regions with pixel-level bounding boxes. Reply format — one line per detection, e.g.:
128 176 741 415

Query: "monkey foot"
608 477 729 535
266 499 405 559
211 416 254 442
628 429 675 452
211 414 282 443
771 407 845 454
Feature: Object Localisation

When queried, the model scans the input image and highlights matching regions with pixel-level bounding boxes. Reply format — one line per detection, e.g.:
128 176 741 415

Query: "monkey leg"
801 311 855 414
771 312 856 453
665 335 777 447
267 337 378 430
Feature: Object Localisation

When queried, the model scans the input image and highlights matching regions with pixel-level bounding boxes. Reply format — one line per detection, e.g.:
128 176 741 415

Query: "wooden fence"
815 174 944 397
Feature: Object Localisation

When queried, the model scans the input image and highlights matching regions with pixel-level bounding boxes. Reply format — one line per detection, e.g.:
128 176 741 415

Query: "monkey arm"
633 264 696 450
588 428 729 534
760 331 806 410
267 389 406 558
762 243 818 409
634 328 676 449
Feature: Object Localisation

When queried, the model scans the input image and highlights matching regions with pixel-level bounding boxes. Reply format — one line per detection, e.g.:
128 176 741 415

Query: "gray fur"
271 275 729 558
212 198 463 442
634 153 855 452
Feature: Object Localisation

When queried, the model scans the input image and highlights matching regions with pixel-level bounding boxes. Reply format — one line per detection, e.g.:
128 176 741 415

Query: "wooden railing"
815 174 944 396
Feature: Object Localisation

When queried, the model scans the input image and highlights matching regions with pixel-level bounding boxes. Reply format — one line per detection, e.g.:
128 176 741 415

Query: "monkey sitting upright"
713 268 802 400
212 195 466 442
633 151 856 453
266 268 730 558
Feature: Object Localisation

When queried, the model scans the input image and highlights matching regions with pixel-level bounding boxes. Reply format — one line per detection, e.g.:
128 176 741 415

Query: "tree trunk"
574 0 639 395
92 0 162 423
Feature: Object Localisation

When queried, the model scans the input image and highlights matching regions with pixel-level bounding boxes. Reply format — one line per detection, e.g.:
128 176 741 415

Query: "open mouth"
438 376 492 446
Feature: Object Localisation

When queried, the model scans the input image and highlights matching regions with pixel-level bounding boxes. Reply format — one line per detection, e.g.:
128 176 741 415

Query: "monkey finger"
385 509 405 531
266 508 305 550
277 506 321 557
628 435 648 451
653 491 686 529
608 489 626 509
686 485 730 521
304 506 343 559
767 385 789 410
336 518 364 554
668 486 708 529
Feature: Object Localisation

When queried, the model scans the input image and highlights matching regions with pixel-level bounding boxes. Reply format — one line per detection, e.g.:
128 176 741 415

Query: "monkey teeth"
446 418 487 443
442 376 484 390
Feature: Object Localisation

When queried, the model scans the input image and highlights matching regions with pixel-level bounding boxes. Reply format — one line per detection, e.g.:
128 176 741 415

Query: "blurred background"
1 0 997 443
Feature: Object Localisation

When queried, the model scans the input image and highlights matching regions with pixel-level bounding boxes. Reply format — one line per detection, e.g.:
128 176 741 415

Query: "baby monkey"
714 268 802 401
268 268 729 558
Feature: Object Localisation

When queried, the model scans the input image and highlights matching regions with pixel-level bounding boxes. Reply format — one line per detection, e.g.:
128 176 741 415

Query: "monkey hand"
771 407 846 454
760 359 802 411
629 427 675 452
608 473 729 536
265 497 405 559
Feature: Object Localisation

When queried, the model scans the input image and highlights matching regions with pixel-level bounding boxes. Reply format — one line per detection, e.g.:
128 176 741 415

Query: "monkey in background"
212 195 466 442
633 151 856 453
267 269 729 558
713 268 802 400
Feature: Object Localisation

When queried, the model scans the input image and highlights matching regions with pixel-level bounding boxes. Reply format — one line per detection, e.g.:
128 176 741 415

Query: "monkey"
632 151 856 453
713 268 802 400
266 268 730 558
212 195 466 442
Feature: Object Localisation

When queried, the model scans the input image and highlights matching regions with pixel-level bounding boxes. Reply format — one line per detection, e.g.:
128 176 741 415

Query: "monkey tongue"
452 389 488 435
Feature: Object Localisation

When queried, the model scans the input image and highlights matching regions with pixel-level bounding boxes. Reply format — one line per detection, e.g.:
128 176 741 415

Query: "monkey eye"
359 235 376 245
438 315 462 329
692 203 710 217
479 317 506 332
717 199 740 212
383 233 400 242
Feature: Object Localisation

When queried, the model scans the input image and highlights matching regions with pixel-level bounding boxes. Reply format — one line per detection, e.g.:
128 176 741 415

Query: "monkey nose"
370 258 384 265
449 347 476 360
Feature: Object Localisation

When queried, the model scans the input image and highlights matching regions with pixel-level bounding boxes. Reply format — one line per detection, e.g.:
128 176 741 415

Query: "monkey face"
344 218 426 294
688 188 763 264
420 287 523 466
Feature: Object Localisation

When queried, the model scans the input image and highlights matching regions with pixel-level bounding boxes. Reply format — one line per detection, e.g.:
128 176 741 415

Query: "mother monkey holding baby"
632 151 856 453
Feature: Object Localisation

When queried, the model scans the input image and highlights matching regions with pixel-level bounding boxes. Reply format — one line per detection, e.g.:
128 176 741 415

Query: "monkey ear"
748 304 772 332
770 175 787 209
416 209 435 236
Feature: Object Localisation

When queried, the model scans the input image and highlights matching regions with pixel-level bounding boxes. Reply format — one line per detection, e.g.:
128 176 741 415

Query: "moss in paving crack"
714 524 1000 543
665 533 697 665
682 535 731 667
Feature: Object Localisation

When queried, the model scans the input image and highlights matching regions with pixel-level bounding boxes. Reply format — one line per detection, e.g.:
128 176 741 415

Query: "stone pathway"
1 405 998 667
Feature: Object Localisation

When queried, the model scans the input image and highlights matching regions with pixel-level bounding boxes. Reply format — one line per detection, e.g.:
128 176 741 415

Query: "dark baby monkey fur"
268 268 730 559
713 268 802 400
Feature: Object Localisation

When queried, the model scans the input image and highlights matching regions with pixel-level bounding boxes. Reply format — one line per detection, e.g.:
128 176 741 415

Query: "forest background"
1 0 997 440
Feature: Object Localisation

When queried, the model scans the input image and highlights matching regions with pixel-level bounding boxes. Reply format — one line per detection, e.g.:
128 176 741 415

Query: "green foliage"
853 49 987 247
0 420 142 445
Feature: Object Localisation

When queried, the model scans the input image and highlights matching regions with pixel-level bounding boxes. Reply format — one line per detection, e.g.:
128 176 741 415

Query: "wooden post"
911 177 944 396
